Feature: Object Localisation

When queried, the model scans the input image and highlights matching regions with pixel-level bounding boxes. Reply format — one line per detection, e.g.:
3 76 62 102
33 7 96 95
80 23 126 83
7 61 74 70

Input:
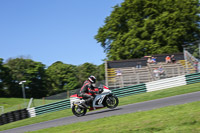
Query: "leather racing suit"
79 80 98 106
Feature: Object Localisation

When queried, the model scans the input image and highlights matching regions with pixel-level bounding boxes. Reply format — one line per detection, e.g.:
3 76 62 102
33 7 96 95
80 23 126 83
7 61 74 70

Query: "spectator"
146 56 157 64
151 57 157 64
136 62 142 68
147 57 152 63
158 66 165 76
165 56 171 64
116 69 122 76
171 55 176 63
153 68 159 77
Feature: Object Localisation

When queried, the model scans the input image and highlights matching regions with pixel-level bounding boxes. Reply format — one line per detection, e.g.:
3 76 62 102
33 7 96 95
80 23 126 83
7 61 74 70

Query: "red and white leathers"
79 80 98 106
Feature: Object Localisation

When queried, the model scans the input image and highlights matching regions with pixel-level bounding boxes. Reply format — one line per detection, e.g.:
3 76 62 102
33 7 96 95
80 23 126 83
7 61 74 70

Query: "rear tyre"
72 105 87 117
105 95 119 109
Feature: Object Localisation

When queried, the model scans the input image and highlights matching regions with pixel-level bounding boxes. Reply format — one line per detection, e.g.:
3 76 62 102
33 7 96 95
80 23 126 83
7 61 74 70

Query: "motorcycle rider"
79 75 99 108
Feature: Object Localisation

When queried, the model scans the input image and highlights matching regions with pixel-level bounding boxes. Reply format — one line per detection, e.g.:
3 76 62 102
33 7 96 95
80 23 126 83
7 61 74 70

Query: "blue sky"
0 0 123 67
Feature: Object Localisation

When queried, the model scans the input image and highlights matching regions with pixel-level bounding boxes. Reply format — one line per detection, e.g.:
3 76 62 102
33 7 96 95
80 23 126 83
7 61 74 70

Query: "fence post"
121 75 124 88
105 61 108 87
184 48 189 74
27 98 33 109
43 97 45 105
136 73 139 84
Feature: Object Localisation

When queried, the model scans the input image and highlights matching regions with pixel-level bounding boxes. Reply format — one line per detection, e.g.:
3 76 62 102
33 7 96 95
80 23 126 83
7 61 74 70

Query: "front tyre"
72 105 87 117
105 95 119 109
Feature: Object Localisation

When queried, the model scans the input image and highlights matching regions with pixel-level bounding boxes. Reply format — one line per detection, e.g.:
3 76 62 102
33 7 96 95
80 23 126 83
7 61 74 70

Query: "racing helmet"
88 75 96 83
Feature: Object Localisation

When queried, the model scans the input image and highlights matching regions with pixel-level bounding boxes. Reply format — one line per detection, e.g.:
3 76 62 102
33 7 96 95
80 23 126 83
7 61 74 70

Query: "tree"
96 63 105 82
95 0 200 60
77 62 105 86
77 63 98 85
4 58 47 98
188 43 200 58
1 57 106 97
46 61 79 95
0 58 10 97
0 58 4 93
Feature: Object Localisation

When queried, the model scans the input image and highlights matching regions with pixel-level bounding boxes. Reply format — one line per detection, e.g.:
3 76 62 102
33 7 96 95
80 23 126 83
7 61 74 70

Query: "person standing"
171 55 176 63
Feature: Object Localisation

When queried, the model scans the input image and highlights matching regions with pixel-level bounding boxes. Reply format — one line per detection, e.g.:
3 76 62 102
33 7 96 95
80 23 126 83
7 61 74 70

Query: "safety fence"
146 75 186 92
111 83 146 97
1 72 200 125
185 72 200 84
27 99 71 117
34 99 71 116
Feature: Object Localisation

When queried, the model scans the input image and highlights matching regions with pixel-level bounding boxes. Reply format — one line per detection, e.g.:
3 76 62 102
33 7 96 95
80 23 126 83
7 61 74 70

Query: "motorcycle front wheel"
72 105 87 117
105 95 119 109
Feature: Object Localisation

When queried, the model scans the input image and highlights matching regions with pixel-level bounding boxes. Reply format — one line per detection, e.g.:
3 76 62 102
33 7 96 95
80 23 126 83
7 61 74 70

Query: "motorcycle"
70 85 119 117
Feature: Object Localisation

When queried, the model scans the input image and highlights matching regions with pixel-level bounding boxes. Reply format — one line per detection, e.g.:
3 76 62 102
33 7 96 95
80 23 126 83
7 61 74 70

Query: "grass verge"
28 101 200 133
0 82 200 131
0 98 59 113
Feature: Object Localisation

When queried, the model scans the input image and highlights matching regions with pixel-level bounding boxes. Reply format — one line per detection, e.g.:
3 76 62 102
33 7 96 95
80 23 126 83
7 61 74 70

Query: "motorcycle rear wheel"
105 95 119 109
72 105 87 117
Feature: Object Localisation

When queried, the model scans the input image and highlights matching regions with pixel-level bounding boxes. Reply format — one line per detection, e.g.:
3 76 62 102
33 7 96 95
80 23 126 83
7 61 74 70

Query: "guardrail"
146 75 186 92
28 99 71 117
111 83 146 97
185 72 200 84
34 99 70 115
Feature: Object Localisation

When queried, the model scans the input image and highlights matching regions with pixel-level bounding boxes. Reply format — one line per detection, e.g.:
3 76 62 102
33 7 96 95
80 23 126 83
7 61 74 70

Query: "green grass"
0 98 29 109
0 82 200 131
0 98 60 113
119 82 200 105
27 101 200 133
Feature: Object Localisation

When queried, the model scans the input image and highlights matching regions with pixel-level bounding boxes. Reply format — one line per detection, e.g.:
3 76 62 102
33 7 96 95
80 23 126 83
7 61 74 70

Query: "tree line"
0 58 105 98
95 0 200 60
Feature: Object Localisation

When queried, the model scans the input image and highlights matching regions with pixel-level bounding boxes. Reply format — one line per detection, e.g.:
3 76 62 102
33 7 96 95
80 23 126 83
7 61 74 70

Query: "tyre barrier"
0 108 29 126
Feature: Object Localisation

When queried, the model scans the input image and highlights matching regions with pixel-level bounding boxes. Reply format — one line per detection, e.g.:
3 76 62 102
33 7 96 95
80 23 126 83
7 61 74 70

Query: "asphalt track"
1 91 200 133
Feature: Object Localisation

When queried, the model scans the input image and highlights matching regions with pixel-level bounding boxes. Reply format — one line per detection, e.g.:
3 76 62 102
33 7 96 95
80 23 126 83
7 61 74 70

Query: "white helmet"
88 75 96 83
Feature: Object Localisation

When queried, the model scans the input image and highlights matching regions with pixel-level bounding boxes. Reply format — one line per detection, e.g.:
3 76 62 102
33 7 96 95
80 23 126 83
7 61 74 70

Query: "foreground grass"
28 101 200 133
0 82 200 131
